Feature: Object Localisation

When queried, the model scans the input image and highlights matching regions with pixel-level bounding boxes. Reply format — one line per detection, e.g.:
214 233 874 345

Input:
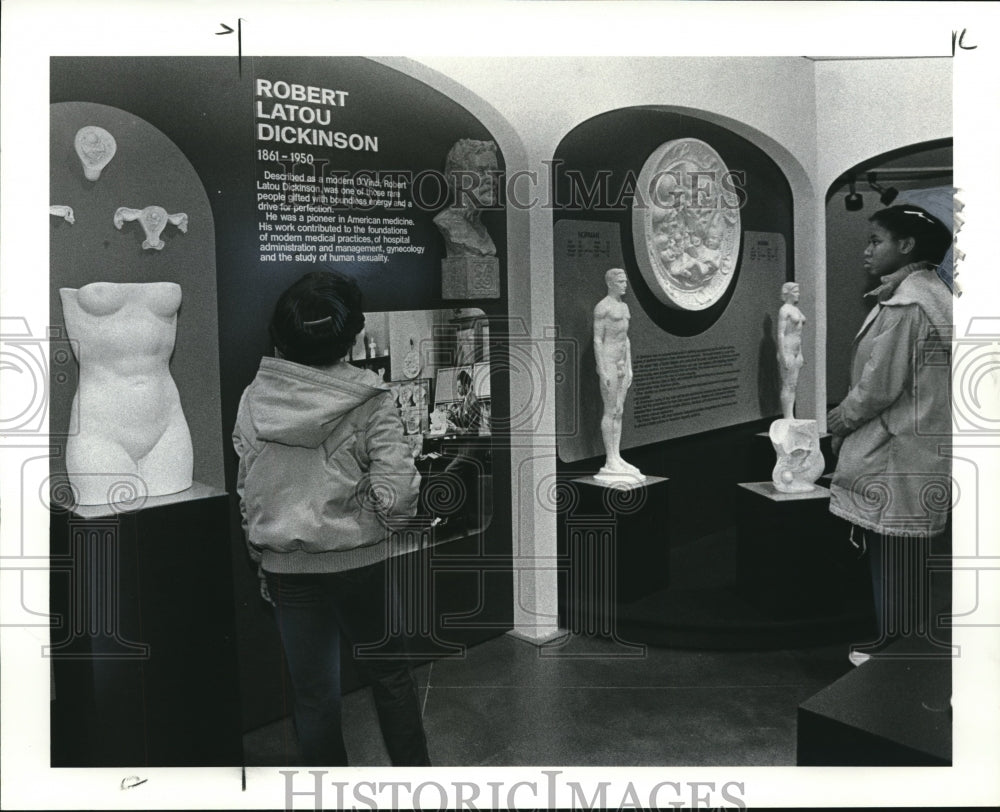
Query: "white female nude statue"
60 282 194 505
777 281 805 419
593 268 643 481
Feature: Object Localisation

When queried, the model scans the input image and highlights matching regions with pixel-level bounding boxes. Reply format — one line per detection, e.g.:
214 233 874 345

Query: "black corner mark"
952 28 977 56
216 19 245 76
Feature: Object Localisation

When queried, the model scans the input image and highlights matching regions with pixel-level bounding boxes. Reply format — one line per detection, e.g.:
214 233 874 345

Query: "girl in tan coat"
827 204 953 665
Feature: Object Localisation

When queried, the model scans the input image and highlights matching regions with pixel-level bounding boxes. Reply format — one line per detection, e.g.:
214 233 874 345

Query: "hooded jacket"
828 264 952 537
233 357 420 574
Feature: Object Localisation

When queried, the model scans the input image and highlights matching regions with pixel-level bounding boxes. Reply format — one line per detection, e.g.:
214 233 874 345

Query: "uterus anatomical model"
74 125 117 181
114 205 188 250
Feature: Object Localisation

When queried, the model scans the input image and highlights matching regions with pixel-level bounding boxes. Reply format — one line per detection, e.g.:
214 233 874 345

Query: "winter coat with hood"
233 357 420 575
828 263 952 538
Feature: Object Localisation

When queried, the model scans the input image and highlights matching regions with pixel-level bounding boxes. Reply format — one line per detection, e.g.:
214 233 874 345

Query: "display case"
350 354 391 381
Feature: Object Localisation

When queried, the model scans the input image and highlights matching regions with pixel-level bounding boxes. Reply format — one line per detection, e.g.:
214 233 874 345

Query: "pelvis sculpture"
769 418 825 494
60 281 194 506
114 205 188 250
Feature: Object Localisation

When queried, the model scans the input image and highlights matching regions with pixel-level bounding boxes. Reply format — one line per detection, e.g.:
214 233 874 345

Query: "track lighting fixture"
866 172 898 206
844 177 863 211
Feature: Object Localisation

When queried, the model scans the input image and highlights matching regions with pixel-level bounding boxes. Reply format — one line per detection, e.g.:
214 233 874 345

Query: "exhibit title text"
255 79 379 152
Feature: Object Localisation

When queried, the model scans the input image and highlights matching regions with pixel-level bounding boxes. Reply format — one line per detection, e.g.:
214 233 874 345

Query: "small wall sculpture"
60 281 194 505
769 418 824 493
632 138 741 311
74 125 117 181
434 139 500 299
114 205 188 250
50 205 75 224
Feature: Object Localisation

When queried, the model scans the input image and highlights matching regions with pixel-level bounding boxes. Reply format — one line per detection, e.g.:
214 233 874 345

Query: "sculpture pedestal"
735 481 871 623
441 256 500 299
559 476 670 642
49 484 241 767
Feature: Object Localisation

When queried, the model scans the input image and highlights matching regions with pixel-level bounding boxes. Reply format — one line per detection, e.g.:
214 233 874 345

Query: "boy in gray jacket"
233 270 429 765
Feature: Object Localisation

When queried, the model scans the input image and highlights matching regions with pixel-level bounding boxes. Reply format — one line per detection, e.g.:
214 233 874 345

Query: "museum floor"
242 632 852 766
242 526 862 766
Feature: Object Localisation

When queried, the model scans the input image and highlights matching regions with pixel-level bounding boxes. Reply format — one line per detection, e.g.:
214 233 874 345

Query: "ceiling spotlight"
845 178 863 211
867 172 898 206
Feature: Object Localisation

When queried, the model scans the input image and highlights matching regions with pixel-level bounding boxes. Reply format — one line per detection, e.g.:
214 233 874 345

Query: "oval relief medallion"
632 138 741 311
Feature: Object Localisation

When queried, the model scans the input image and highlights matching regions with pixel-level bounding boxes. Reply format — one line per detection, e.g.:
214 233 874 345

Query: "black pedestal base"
49 486 242 767
736 482 871 620
558 476 670 638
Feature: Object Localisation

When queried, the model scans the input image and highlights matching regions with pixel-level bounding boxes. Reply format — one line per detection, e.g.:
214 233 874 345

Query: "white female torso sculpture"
60 281 193 505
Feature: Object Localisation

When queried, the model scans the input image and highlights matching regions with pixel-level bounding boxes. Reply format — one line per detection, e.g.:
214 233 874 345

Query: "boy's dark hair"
269 271 365 366
457 369 473 389
869 205 952 265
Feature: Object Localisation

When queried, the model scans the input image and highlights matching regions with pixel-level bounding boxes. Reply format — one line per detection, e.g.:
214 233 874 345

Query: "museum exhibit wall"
407 56 821 554
419 54 951 431
406 55 952 627
50 57 518 731
402 55 825 632
46 55 953 724
550 108 794 463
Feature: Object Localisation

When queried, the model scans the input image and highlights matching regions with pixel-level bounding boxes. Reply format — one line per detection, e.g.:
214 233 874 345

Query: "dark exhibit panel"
51 56 516 738
49 490 241 767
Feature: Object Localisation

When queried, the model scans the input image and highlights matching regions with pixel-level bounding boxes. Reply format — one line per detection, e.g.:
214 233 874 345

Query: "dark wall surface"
51 56 514 733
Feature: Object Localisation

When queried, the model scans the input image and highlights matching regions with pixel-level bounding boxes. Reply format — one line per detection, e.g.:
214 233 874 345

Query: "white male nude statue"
593 268 643 480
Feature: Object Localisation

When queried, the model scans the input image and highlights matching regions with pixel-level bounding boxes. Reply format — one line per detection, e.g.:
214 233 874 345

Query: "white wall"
815 58 952 192
816 58 952 403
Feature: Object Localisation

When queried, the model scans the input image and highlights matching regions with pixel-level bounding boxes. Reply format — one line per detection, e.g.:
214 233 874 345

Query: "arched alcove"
49 101 225 491
551 106 800 464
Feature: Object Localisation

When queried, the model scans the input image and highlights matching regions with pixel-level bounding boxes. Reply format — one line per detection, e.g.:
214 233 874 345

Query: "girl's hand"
826 405 849 437
258 566 274 606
